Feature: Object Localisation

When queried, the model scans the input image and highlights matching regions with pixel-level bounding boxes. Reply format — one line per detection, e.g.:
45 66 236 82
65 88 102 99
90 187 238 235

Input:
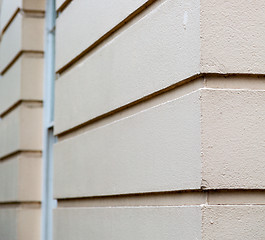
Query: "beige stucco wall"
54 207 202 240
1 0 265 239
0 208 41 240
0 54 43 115
0 155 42 202
53 0 265 239
0 0 44 239
0 13 44 74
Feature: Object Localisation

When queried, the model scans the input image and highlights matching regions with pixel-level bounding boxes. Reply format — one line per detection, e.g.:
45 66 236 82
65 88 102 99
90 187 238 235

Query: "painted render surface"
0 0 23 31
53 207 202 240
201 89 265 189
0 155 42 202
54 0 265 134
0 104 43 158
0 0 45 31
56 0 265 74
51 0 265 239
202 206 265 240
55 0 151 70
54 89 265 199
56 0 66 10
0 208 41 240
54 0 201 134
0 14 44 73
54 205 265 240
54 90 202 198
201 0 265 74
1 0 265 239
0 0 44 239
0 54 43 115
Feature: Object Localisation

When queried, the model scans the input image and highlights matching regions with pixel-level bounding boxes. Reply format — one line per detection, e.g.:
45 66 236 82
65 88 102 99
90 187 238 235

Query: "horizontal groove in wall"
207 189 265 205
55 0 265 77
57 74 202 139
0 51 44 76
205 74 265 89
57 73 265 140
57 0 73 14
205 73 265 80
0 8 20 36
57 189 265 208
21 9 45 18
0 202 41 209
0 150 42 162
0 9 45 37
58 190 207 208
56 0 158 75
0 100 43 118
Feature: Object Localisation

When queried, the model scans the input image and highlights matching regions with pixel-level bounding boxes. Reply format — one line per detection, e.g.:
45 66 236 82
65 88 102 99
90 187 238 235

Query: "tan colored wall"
1 0 265 239
53 0 265 239
0 54 43 114
0 0 45 239
0 207 41 240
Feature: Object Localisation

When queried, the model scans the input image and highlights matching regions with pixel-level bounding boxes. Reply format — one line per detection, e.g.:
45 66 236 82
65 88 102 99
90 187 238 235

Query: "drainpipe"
42 0 56 240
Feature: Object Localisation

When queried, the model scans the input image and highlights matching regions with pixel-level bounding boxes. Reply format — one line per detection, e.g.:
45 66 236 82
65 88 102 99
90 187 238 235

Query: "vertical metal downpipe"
42 0 56 240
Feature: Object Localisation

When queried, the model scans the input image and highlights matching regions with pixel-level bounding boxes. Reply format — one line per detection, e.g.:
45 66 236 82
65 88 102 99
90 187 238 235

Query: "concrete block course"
0 104 43 158
0 14 44 74
0 54 43 115
53 206 202 240
0 155 42 202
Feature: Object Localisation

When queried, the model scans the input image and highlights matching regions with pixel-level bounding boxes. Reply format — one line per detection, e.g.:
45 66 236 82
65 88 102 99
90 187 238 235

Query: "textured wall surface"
201 89 265 189
54 207 202 240
53 0 265 239
201 0 265 73
54 91 202 198
0 0 45 239
0 54 43 114
54 0 200 134
0 208 41 240
0 155 41 202
1 0 265 239
0 14 44 73
203 206 265 240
